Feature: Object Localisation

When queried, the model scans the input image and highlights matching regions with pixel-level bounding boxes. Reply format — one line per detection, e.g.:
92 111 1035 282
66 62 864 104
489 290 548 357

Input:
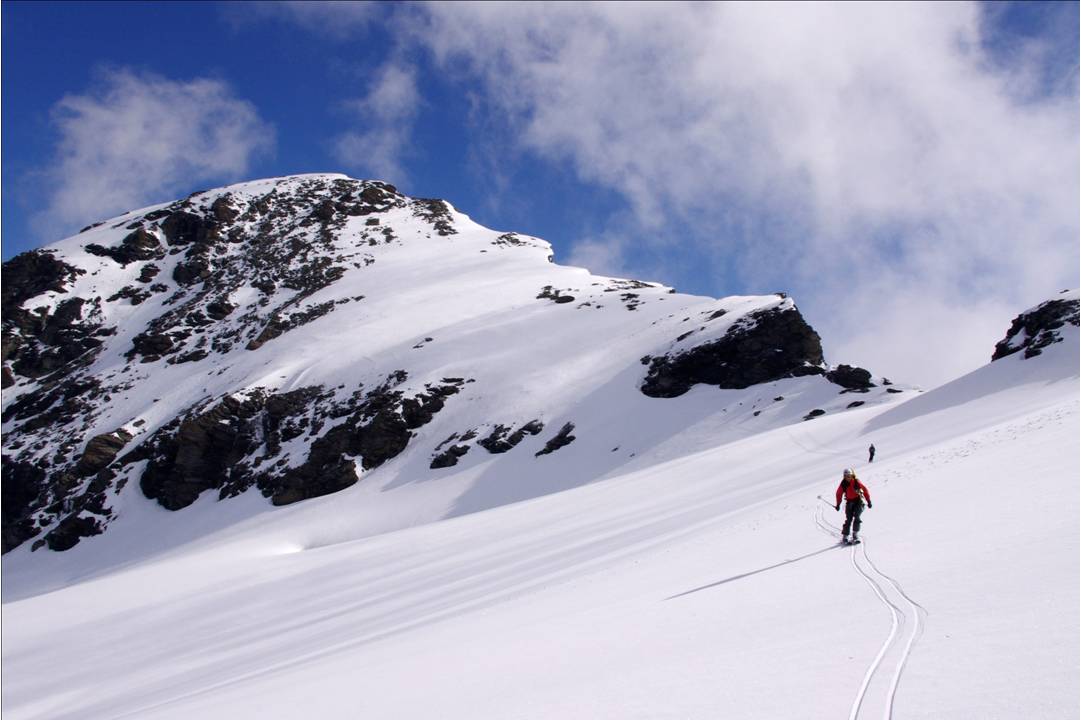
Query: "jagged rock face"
992 293 1080 361
1 173 893 554
641 305 825 397
1 250 104 384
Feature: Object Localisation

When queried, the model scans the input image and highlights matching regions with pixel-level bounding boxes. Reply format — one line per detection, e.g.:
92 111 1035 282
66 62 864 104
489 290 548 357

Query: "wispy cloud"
37 68 274 240
333 62 421 184
413 2 1079 386
225 2 1078 386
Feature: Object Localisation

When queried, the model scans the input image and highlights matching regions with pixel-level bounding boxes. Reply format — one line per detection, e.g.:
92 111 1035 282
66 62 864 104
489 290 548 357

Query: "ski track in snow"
814 507 925 720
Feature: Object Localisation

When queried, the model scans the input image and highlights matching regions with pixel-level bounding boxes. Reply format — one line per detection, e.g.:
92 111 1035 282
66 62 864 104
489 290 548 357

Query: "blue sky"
2 1 1078 387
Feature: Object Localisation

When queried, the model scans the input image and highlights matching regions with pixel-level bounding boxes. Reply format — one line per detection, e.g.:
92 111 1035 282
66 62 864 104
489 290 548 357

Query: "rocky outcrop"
992 294 1080 361
139 393 267 511
43 514 104 552
431 442 472 469
1 460 46 553
826 364 875 392
263 376 467 506
75 429 134 477
85 228 164 265
478 421 545 454
2 250 105 382
128 375 469 513
411 198 457 236
641 306 825 398
535 422 576 456
430 420 546 468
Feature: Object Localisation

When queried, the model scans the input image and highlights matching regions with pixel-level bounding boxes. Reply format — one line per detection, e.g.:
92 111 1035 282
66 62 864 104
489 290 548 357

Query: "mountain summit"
2 174 896 554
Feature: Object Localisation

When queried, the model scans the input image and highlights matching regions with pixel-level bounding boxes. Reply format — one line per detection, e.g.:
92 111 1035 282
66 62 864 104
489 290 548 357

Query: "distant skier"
868 444 876 463
835 468 872 544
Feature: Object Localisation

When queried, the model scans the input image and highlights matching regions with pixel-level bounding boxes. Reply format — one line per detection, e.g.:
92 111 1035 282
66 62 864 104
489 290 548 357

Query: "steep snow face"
2 174 900 556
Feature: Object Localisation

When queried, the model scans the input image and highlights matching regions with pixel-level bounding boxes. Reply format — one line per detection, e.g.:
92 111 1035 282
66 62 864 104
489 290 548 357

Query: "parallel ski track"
813 506 925 720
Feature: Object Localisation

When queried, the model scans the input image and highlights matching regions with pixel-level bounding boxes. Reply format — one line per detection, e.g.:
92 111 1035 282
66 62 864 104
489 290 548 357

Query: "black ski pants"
842 499 864 537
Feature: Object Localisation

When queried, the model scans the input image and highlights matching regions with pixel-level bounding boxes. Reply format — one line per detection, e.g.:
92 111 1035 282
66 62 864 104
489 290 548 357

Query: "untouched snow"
2 323 1077 718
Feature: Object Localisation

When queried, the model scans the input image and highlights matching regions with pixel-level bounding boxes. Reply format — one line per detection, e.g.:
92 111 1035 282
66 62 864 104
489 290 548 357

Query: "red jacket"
836 477 871 505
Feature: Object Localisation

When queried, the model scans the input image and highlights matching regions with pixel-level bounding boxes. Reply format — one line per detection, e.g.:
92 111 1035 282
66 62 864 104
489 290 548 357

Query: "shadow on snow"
666 544 840 600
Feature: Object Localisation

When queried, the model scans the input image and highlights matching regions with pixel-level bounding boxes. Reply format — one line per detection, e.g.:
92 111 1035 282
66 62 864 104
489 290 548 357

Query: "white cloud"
38 69 274 239
412 2 1078 387
333 62 420 184
566 233 630 279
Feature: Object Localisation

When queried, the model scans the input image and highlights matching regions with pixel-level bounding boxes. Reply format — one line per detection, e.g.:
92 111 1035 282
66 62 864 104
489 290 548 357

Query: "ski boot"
851 533 861 545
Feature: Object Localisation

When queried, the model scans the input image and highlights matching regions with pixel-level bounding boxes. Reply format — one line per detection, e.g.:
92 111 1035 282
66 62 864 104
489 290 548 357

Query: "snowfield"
2 316 1077 718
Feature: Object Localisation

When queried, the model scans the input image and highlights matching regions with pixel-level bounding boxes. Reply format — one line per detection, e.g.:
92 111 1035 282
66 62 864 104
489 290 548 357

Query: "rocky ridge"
991 290 1080 361
1 174 897 554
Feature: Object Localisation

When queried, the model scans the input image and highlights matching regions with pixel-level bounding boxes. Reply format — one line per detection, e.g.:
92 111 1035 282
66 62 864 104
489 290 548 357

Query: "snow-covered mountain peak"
2 174 902 556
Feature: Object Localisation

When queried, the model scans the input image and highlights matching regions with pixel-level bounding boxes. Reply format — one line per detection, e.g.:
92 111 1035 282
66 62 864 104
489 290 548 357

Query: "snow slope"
2 306 1076 718
2 173 900 562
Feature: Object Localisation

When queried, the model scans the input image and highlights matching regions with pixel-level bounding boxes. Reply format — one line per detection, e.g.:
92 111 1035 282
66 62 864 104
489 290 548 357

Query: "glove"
868 502 873 509
835 503 840 511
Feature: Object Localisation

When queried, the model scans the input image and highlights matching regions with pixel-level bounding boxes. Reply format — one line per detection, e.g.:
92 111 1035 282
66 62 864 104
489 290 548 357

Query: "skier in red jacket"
835 468 872 544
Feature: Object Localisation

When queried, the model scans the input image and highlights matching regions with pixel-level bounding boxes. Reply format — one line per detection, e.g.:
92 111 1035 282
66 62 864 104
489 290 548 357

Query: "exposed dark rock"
412 198 457 236
535 422 576 457
401 383 463 429
2 374 102 429
605 279 652 292
2 249 84 312
261 387 328 456
137 264 161 283
537 285 575 304
140 393 266 510
642 306 825 397
128 332 174 361
172 256 211 285
478 420 545 454
170 349 209 365
5 296 106 380
106 286 153 306
160 211 221 246
205 299 235 320
211 196 240 223
431 444 471 469
992 296 1080 361
247 301 337 350
76 429 133 476
265 380 399 504
1 250 105 383
1 459 46 553
84 228 163 265
846 401 865 409
803 409 826 421
44 514 104 552
826 364 875 391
